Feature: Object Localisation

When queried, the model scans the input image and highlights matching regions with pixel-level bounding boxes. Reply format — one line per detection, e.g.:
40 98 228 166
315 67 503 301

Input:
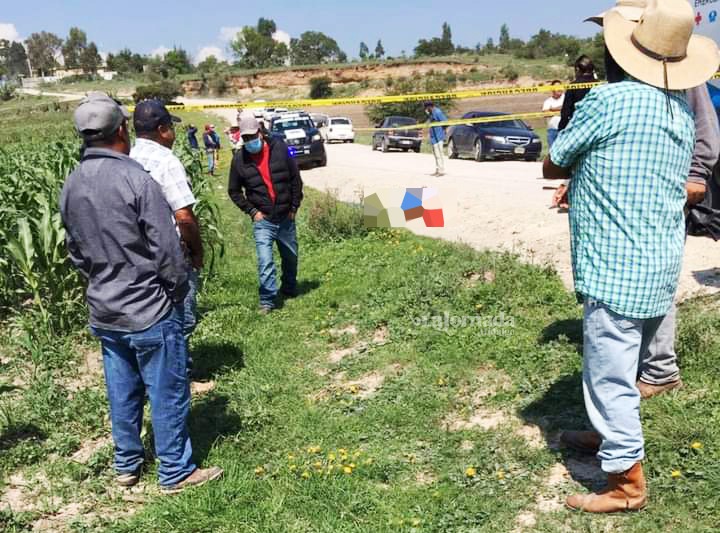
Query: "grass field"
1 109 719 532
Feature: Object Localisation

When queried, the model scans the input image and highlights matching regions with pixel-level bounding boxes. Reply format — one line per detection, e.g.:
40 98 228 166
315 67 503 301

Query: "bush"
0 83 16 102
500 64 520 82
306 191 366 242
133 81 182 103
365 74 457 124
209 75 229 96
309 76 333 99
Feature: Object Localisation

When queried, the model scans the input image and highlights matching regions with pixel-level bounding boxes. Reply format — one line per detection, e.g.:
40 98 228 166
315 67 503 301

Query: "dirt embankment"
182 61 493 97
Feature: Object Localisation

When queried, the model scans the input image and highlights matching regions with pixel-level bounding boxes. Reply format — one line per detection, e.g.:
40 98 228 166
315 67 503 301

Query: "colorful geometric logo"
710 10 718 23
697 11 703 25
364 188 445 228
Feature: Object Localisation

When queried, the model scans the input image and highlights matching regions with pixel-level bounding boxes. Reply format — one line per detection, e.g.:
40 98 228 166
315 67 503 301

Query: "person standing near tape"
542 81 565 148
424 101 447 177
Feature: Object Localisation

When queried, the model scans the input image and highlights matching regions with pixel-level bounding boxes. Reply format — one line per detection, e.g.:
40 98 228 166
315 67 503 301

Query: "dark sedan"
372 116 422 153
446 112 542 162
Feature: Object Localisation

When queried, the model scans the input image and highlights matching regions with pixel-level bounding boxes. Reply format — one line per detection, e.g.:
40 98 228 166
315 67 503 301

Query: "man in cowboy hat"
559 0 719 444
543 0 719 513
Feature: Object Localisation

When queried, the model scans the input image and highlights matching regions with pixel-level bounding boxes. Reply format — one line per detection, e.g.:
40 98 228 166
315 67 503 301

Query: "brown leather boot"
637 379 683 399
566 462 647 513
560 430 601 455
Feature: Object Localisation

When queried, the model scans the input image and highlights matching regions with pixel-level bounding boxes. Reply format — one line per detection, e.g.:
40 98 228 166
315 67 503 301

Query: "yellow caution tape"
148 81 602 113
355 111 558 132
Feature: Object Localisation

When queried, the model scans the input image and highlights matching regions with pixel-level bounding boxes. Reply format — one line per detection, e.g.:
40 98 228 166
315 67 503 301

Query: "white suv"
327 117 355 143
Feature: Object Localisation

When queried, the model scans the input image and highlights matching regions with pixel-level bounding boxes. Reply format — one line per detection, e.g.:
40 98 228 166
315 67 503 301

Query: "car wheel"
473 139 485 162
318 155 328 167
447 138 458 159
525 156 539 162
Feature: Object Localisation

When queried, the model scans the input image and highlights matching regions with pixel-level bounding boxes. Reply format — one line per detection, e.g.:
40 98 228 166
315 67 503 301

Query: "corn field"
0 126 224 334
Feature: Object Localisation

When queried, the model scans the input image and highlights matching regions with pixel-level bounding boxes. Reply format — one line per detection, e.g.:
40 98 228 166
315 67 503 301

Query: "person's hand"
253 212 265 222
551 184 569 209
686 182 707 206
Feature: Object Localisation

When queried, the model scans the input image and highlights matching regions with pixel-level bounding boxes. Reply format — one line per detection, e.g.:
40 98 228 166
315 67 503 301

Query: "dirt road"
213 112 720 301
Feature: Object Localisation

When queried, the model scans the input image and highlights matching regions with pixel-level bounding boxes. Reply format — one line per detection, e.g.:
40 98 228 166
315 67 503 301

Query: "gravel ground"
213 109 720 301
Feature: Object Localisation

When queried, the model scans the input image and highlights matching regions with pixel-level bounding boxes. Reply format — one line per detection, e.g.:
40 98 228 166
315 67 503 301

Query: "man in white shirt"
542 80 565 148
130 100 204 341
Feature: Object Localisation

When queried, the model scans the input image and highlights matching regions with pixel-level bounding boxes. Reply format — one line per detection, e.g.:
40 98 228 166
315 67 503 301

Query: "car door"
455 113 474 153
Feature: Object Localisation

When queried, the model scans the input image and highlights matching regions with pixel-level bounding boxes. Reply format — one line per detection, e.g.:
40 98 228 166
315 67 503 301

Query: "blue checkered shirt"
550 80 695 319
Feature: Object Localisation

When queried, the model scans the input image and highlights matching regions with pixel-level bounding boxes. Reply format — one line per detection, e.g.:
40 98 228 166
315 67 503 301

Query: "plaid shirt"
130 138 196 212
550 80 695 319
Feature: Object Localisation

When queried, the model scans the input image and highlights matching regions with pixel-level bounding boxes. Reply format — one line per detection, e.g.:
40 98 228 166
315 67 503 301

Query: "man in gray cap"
229 111 303 313
60 92 222 494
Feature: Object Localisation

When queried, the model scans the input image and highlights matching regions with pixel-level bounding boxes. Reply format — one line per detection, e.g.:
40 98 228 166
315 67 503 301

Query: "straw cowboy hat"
585 0 646 24
604 0 719 90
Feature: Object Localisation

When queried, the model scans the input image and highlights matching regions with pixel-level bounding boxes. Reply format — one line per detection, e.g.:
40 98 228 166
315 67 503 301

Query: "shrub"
306 191 366 242
209 75 229 96
133 81 182 103
0 83 17 102
309 76 333 99
365 74 457 124
500 64 520 82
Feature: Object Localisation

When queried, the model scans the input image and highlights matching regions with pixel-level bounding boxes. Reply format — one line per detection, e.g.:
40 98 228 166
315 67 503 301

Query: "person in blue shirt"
187 124 199 150
424 101 447 177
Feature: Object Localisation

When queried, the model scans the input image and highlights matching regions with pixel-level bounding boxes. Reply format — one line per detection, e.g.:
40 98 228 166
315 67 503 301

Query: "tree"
80 42 101 74
230 19 288 69
375 40 385 59
414 22 455 57
62 27 87 69
163 48 193 74
485 38 496 54
499 24 511 52
290 31 345 65
25 31 63 76
366 74 457 124
3 41 30 77
106 48 145 74
359 42 369 61
198 55 221 73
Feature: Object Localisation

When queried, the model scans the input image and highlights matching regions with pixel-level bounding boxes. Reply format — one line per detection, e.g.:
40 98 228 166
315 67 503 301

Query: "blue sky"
1 0 611 63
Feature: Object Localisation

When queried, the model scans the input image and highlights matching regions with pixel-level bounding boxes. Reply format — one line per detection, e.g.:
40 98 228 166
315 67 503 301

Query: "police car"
269 112 327 168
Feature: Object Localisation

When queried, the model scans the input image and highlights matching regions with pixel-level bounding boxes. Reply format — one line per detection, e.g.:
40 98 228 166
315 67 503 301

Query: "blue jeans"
91 307 196 487
206 150 215 173
547 128 559 148
582 299 664 474
252 217 298 308
184 268 199 339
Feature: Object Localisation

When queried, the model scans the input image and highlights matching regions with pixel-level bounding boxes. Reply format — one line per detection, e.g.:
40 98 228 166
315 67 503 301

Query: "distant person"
558 55 597 130
130 99 204 343
228 112 304 313
187 124 199 150
203 125 218 175
226 126 242 154
424 101 447 177
210 124 222 162
59 92 222 494
542 80 565 147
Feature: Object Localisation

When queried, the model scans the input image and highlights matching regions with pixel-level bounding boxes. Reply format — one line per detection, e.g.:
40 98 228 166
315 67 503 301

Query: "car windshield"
476 118 528 129
331 118 351 125
387 117 416 127
272 119 313 132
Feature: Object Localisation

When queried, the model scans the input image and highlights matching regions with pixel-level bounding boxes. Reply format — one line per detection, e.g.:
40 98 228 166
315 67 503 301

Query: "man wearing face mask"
228 111 304 313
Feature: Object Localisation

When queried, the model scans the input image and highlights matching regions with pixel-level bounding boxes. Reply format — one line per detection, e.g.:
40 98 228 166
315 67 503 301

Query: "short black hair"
575 55 595 76
550 79 563 86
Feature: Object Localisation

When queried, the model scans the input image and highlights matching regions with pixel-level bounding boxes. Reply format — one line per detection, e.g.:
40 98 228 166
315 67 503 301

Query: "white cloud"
150 45 171 58
219 27 242 42
195 46 226 64
0 22 21 43
272 30 291 46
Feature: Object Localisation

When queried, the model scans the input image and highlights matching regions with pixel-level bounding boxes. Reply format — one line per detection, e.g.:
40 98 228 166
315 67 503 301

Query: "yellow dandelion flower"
289 464 297 472
691 441 703 450
343 466 353 475
412 518 421 527
497 470 505 480
254 466 265 476
328 453 336 462
349 385 360 394
465 467 477 478
314 461 323 469
338 448 348 455
437 377 446 386
349 463 356 469
307 446 322 454
301 471 311 479
671 470 682 478
287 453 295 461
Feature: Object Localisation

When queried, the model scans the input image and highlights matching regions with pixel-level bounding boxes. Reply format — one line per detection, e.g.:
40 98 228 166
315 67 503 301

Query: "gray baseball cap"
74 92 130 142
238 111 261 135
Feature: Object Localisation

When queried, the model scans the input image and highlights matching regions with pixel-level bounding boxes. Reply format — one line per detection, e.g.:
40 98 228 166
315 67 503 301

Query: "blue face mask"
245 138 263 154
